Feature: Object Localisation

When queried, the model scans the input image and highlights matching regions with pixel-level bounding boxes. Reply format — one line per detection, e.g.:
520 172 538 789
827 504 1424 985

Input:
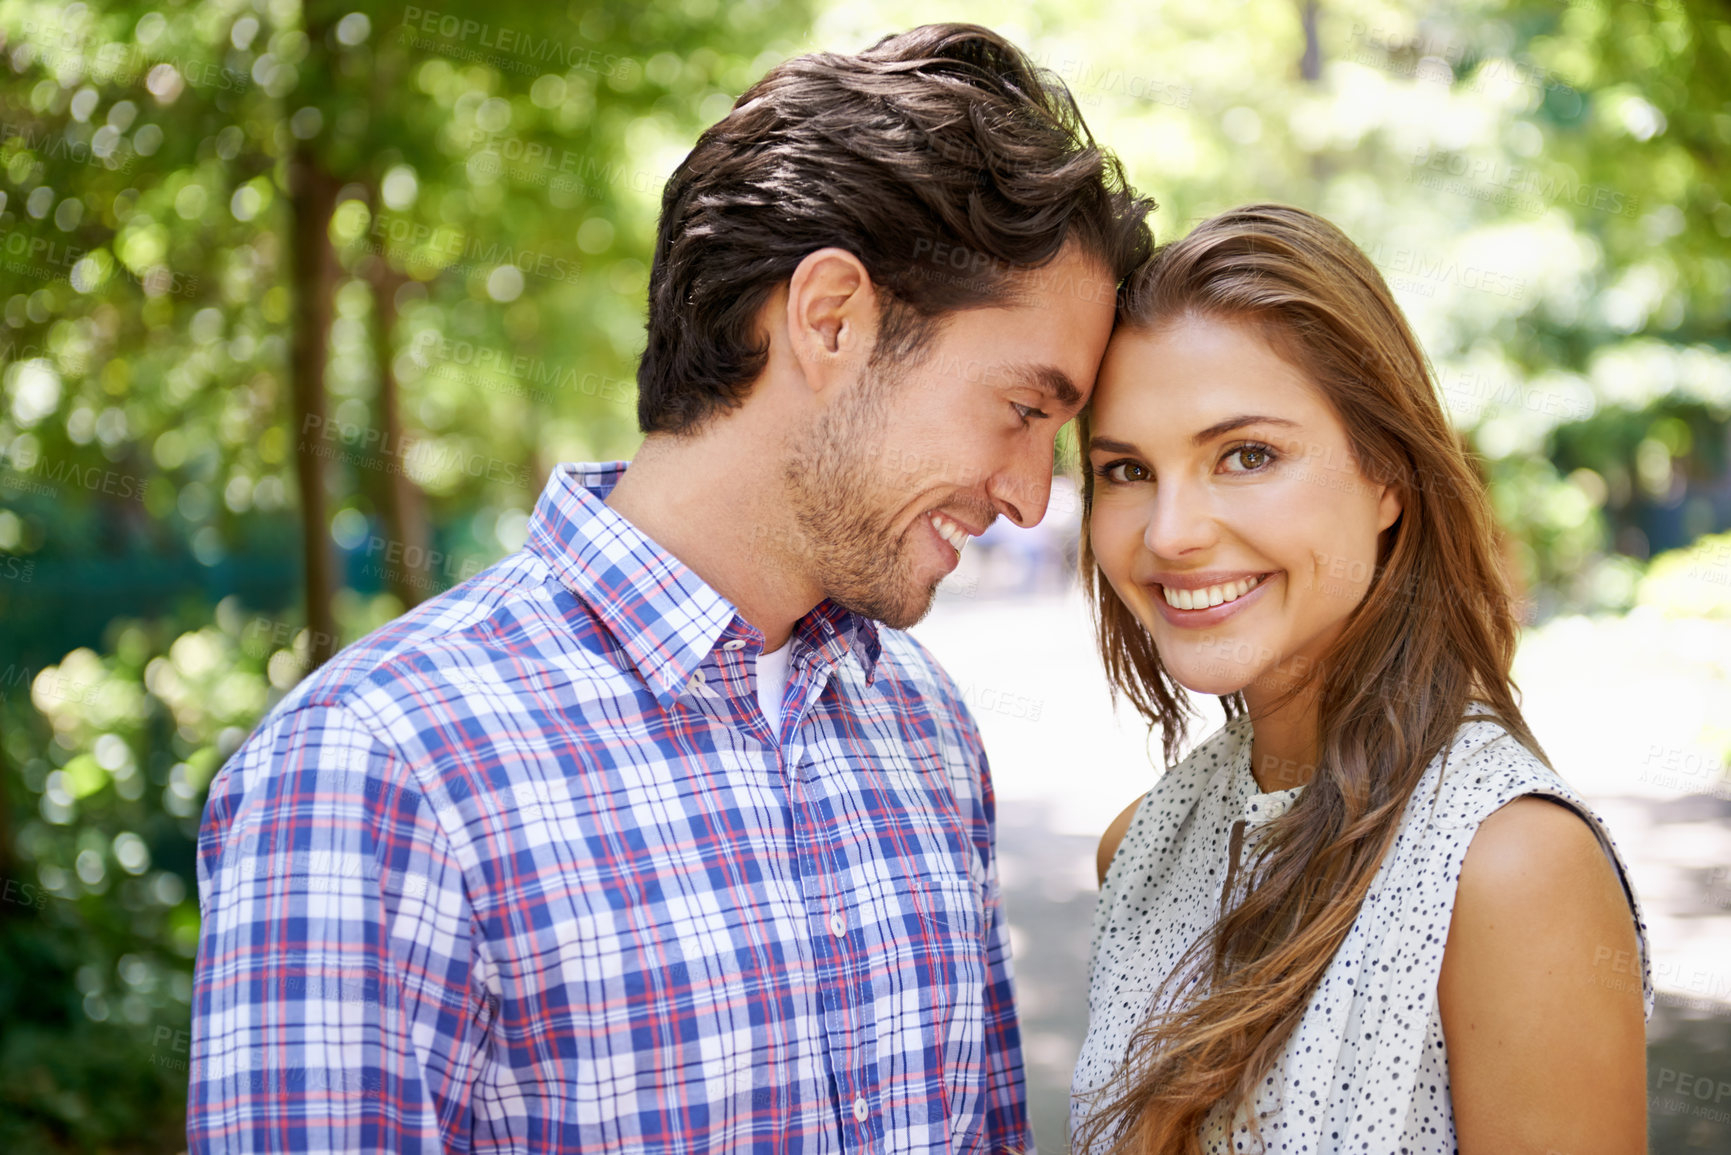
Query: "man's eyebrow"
1006 364 1082 409
1191 415 1299 446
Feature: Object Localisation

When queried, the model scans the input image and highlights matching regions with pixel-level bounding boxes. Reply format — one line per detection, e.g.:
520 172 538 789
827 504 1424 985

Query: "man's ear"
784 247 878 395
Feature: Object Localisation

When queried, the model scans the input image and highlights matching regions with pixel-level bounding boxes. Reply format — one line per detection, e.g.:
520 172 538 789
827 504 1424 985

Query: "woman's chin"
1163 664 1255 699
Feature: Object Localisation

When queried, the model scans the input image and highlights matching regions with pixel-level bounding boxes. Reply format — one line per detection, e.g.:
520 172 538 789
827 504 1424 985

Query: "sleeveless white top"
1071 707 1654 1154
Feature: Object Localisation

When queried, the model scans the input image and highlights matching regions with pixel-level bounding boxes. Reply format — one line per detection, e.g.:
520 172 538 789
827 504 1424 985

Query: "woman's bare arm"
1439 795 1648 1155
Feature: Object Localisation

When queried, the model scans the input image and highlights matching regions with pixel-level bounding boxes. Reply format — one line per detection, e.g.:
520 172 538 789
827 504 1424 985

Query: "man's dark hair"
636 22 1157 435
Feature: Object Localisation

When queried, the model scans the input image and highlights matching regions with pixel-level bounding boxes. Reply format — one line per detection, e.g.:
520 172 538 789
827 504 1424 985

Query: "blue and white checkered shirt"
189 461 1031 1153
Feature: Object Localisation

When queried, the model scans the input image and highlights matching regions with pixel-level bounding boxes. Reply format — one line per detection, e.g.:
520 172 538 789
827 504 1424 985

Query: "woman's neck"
1245 677 1322 792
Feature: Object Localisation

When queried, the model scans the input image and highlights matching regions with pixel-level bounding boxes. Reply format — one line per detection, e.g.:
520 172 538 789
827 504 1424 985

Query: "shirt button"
852 1096 869 1122
687 670 705 691
721 639 745 651
828 912 847 937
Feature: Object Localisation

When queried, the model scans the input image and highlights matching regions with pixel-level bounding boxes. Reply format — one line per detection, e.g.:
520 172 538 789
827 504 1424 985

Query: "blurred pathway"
911 590 1731 1153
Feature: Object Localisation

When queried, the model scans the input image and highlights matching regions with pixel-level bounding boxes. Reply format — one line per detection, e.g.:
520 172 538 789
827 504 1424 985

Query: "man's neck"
603 432 818 652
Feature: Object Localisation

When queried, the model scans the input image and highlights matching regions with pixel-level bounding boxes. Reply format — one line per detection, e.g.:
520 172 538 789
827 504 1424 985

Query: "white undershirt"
755 644 792 735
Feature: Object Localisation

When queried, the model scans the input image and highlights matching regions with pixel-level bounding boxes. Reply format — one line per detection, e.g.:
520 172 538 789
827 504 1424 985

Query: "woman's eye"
1013 402 1047 425
1097 460 1150 484
1223 444 1275 472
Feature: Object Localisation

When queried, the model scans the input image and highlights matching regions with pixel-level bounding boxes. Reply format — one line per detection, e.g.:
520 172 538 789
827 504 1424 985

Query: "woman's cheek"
1091 504 1137 568
1092 508 1150 612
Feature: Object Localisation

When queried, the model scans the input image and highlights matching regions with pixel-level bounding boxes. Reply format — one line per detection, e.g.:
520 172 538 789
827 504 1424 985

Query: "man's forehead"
996 250 1120 310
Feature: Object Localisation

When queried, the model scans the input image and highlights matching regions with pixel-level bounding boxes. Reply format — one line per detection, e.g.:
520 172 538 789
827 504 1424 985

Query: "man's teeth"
1162 574 1265 610
929 511 969 553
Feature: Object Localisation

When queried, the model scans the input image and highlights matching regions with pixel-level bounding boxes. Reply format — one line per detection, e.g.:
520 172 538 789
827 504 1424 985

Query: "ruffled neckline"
1230 723 1305 827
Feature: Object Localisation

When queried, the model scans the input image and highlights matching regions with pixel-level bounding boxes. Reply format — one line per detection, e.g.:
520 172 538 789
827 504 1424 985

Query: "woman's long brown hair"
1073 203 1547 1154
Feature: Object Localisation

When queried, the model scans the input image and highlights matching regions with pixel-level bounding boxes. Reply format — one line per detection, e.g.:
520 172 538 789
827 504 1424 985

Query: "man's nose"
988 447 1056 529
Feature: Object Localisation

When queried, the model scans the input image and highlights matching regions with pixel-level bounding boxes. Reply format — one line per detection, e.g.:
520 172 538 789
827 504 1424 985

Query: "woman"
1069 204 1651 1155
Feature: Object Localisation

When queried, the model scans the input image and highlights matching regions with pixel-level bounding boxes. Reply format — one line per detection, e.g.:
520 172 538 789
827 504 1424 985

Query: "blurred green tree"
2 0 1729 1149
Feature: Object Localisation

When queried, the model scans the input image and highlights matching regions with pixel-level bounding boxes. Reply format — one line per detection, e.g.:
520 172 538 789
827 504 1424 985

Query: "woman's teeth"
929 511 969 554
1161 574 1265 611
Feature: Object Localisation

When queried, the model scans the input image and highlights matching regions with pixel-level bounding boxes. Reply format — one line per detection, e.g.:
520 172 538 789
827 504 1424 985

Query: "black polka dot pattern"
1071 704 1654 1153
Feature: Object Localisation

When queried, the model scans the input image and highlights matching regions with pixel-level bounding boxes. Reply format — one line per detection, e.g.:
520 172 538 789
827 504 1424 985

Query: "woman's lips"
1147 572 1278 628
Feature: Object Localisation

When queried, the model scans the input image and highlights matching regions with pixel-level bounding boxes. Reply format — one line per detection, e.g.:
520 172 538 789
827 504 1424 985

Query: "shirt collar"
526 462 882 704
1229 721 1304 826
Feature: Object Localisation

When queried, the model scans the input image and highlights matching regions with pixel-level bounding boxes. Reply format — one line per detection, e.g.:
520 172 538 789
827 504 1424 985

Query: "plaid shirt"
189 461 1030 1154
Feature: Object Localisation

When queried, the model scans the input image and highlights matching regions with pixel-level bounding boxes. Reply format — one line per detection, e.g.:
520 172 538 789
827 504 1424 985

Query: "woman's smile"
1145 570 1279 627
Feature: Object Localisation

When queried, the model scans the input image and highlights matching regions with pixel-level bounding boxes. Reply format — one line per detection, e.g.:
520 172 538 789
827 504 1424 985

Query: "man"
189 23 1152 1153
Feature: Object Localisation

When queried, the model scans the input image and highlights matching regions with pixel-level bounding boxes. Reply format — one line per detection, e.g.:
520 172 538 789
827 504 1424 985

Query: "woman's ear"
1376 481 1403 534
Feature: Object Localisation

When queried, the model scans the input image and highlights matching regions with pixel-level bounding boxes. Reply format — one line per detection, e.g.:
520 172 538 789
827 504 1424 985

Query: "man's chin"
879 589 940 631
831 577 941 631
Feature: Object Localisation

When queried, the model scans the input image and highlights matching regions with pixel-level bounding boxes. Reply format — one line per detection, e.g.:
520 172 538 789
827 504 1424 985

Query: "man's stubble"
781 365 942 631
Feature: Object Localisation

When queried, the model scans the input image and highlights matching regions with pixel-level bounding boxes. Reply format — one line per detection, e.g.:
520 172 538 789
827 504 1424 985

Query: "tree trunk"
289 144 340 670
0 706 14 924
1299 0 1322 83
365 255 432 607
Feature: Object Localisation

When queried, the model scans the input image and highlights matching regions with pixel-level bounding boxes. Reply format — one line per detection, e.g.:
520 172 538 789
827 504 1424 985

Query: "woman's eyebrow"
1089 417 1299 457
1190 415 1299 445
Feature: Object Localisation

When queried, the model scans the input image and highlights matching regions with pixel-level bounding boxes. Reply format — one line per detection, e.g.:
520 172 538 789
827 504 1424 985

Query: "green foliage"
0 0 1727 1148
2 610 236 1151
1638 527 1731 619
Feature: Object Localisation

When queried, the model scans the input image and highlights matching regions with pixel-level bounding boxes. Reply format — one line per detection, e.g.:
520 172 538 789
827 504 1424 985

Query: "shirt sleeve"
188 700 491 1154
975 742 1036 1154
